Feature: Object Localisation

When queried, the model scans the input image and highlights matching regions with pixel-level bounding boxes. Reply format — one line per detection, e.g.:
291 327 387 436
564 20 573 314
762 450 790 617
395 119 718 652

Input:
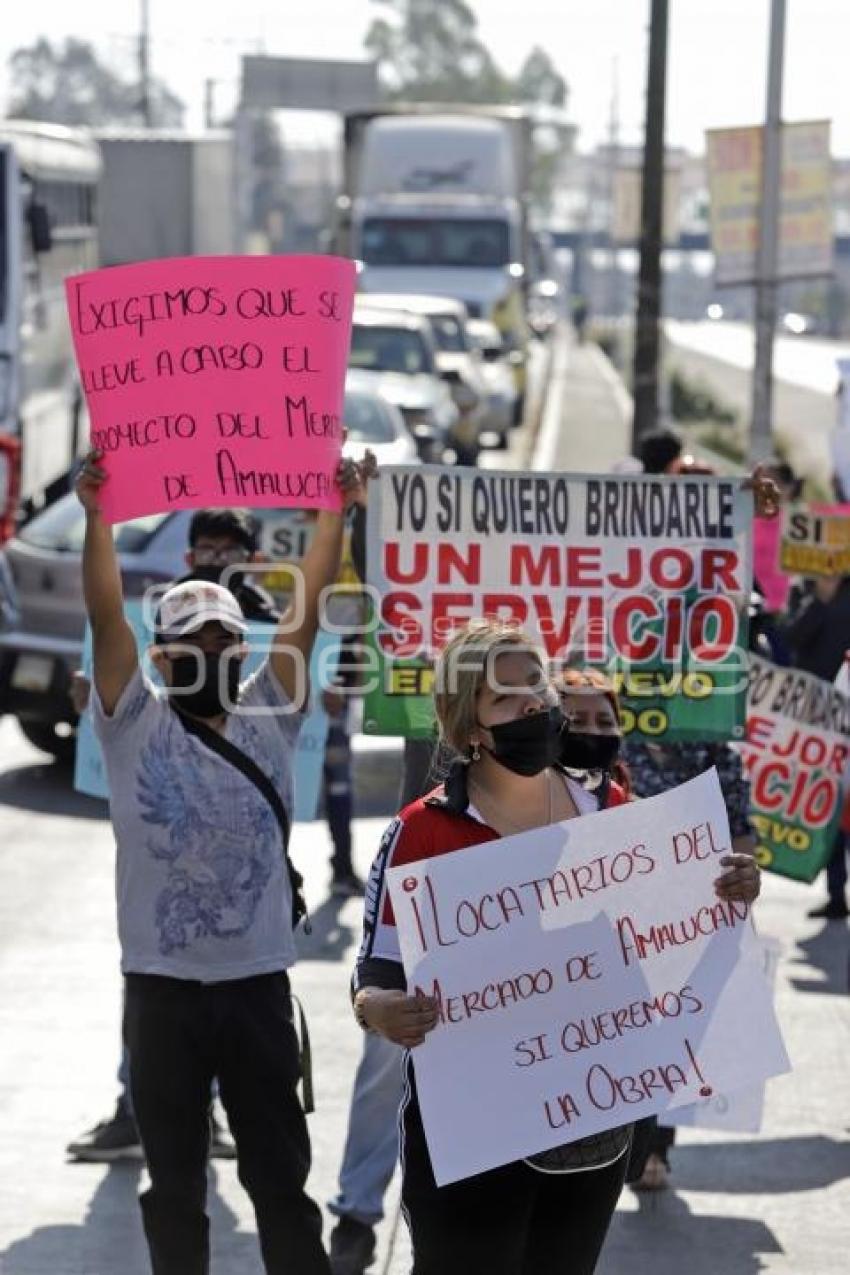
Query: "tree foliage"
7 37 184 128
366 2 568 111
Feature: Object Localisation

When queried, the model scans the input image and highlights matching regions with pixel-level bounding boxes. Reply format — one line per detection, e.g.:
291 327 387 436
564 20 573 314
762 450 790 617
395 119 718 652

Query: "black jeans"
826 830 848 905
124 971 330 1275
401 1075 627 1275
323 718 353 878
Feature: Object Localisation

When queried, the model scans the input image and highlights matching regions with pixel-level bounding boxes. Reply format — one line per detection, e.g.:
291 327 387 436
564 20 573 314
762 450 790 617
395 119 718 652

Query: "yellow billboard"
706 120 833 285
612 167 681 245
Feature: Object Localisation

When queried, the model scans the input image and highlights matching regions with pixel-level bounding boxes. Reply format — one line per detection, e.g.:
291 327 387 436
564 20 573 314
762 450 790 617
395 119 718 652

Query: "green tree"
515 46 568 109
364 3 571 212
366 0 513 103
7 37 184 128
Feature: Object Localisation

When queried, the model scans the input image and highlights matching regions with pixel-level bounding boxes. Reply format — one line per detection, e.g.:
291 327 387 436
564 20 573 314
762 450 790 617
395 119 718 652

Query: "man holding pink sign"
67 256 364 1275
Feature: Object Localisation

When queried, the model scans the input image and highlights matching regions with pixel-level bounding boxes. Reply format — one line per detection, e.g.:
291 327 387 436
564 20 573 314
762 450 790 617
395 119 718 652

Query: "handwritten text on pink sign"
66 255 355 523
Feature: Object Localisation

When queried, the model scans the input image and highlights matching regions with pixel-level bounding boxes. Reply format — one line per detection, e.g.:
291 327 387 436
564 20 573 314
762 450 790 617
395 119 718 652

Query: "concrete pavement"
1 333 849 1274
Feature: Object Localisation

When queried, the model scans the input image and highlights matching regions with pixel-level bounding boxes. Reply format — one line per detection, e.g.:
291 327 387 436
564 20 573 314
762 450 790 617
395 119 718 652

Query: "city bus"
0 120 100 539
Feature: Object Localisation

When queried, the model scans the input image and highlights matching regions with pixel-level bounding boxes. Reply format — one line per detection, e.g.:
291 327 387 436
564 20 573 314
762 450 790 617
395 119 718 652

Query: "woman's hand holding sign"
355 988 440 1048
714 852 761 904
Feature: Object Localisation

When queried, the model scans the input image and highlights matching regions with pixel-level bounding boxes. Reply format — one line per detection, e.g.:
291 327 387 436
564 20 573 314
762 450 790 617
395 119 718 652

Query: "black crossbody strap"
172 708 308 931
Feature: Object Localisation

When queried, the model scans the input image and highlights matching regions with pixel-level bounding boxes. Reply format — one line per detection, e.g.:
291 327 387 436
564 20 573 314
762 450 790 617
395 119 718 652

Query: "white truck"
95 129 235 266
337 106 533 412
0 120 100 532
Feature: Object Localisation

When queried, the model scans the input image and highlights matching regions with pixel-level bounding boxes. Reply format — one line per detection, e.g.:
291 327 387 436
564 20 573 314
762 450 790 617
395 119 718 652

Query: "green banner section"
362 647 746 743
749 812 837 884
741 655 850 884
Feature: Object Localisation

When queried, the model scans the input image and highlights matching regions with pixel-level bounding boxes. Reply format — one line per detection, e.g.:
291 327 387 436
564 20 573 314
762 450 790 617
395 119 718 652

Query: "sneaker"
807 900 850 920
210 1111 236 1160
329 1216 376 1275
631 1152 670 1192
66 1102 144 1162
331 872 366 899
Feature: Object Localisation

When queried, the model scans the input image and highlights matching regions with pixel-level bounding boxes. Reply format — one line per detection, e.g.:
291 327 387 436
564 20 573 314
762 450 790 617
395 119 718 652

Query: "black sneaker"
210 1111 236 1160
331 872 366 899
329 1216 376 1275
66 1102 143 1162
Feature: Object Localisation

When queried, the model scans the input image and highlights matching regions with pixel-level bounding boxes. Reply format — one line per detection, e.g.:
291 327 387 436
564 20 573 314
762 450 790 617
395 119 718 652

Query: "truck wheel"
17 718 75 765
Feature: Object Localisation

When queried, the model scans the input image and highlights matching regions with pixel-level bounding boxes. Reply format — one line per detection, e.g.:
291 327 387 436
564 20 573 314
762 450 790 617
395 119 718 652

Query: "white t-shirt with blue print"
92 661 303 983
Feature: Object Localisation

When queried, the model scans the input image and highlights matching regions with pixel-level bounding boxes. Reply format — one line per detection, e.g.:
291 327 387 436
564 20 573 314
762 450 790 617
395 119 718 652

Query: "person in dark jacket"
786 575 850 919
786 575 850 683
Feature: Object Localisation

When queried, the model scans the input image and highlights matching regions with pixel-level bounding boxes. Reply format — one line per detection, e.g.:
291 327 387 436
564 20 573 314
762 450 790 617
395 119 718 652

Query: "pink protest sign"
753 516 790 612
65 255 355 524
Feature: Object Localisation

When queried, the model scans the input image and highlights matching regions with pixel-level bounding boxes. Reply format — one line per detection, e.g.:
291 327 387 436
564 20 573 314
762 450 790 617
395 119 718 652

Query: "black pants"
323 718 353 878
401 1076 626 1275
399 736 438 808
826 830 848 905
124 971 330 1275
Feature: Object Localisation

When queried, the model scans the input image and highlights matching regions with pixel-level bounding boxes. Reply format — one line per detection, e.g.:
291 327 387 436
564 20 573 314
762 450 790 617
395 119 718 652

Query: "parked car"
0 383 412 760
343 372 419 466
358 293 490 461
466 319 521 441
780 311 821 337
349 304 458 459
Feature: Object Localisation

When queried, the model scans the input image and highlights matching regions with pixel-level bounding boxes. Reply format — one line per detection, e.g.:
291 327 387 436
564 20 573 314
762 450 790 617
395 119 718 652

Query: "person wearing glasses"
66 508 279 1164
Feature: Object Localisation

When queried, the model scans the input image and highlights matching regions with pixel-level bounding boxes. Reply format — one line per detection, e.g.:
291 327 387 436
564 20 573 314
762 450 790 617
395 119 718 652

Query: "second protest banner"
740 655 850 882
363 466 753 742
387 769 789 1185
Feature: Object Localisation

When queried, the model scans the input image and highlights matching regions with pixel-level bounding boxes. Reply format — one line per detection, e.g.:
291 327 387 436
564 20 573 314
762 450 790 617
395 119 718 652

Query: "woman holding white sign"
353 621 761 1274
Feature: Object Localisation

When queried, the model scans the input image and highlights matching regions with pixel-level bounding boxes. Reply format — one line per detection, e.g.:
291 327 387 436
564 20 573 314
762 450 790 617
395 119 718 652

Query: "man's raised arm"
77 450 138 715
270 455 373 711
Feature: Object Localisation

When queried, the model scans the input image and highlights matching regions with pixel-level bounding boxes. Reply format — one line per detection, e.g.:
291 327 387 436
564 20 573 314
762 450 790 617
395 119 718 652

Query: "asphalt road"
1 332 849 1274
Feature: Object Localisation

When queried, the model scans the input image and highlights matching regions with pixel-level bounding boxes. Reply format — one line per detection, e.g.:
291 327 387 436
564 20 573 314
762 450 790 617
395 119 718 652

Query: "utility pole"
631 0 669 450
606 60 621 320
750 0 787 461
138 0 153 127
204 79 216 131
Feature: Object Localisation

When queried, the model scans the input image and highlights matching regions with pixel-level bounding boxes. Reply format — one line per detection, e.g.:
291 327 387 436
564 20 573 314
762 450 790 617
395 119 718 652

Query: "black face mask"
479 706 565 777
189 564 246 591
167 651 241 719
559 731 621 772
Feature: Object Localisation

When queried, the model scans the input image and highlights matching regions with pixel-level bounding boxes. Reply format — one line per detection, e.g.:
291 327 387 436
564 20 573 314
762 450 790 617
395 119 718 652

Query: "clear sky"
1 0 848 155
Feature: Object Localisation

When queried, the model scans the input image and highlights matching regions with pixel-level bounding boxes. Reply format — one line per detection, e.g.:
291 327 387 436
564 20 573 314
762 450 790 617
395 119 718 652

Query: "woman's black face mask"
559 730 622 772
478 706 565 777
167 650 240 719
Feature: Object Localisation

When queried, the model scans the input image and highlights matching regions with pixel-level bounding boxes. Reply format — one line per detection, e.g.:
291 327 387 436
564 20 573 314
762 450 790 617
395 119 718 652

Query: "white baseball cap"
155 581 247 640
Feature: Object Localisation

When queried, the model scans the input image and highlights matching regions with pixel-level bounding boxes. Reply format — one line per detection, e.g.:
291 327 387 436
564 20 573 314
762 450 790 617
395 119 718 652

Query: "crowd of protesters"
64 421 848 1275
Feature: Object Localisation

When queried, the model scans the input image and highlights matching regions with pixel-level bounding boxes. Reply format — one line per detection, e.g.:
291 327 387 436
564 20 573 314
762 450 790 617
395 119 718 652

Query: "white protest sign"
387 770 790 1186
667 936 782 1133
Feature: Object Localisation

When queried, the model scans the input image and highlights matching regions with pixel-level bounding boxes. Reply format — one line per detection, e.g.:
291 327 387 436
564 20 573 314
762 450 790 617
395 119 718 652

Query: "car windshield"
428 314 468 352
350 324 432 375
344 392 398 443
362 218 511 269
18 497 169 554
